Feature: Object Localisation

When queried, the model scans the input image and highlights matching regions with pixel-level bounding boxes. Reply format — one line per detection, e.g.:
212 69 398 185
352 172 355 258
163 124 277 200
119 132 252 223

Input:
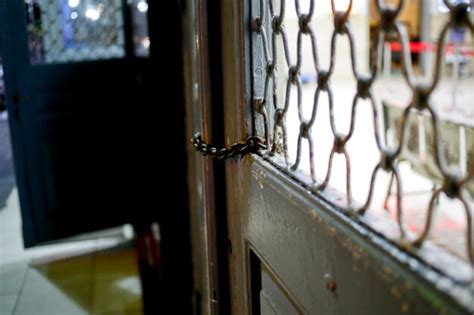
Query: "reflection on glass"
25 0 125 64
129 0 149 57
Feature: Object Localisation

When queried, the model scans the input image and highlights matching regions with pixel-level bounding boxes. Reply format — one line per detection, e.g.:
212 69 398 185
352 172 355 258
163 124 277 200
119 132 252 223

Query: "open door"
185 0 474 314
0 0 167 247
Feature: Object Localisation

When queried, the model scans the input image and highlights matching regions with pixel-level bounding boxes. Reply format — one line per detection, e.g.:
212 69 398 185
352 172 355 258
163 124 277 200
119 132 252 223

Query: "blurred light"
122 224 134 240
68 0 80 8
115 277 141 296
85 8 100 20
70 11 78 19
141 37 150 49
137 1 148 13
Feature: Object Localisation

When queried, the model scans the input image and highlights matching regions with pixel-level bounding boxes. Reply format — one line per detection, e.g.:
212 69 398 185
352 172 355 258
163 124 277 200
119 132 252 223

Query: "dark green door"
0 0 161 247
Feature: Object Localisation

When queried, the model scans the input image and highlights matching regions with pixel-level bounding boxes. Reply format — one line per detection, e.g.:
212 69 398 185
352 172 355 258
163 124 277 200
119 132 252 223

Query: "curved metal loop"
375 0 405 17
413 189 473 266
294 0 314 18
258 0 266 22
296 28 320 73
317 146 353 207
330 0 353 22
443 0 455 10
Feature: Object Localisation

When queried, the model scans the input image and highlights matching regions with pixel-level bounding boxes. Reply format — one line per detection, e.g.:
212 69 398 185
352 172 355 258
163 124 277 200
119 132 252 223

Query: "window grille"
26 0 125 64
251 0 474 287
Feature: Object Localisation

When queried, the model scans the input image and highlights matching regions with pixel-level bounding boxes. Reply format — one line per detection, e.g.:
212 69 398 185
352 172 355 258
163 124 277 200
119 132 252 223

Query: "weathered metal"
189 0 474 313
191 132 266 160
246 156 471 314
251 0 474 280
183 0 222 313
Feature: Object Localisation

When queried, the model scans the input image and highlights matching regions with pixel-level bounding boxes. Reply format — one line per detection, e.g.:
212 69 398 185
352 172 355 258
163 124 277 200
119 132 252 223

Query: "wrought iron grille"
26 0 125 64
250 0 474 284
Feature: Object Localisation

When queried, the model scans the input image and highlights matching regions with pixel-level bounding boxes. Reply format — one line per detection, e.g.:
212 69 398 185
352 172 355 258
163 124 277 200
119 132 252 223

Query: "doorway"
0 0 192 313
0 48 145 315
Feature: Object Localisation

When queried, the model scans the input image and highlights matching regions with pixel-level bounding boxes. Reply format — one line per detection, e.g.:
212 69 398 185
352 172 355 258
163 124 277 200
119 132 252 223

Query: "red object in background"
389 42 474 57
390 42 434 53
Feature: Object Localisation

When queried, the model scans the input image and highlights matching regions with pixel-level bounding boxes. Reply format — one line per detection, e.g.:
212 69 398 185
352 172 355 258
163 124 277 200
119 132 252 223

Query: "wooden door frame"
221 1 254 313
183 0 231 313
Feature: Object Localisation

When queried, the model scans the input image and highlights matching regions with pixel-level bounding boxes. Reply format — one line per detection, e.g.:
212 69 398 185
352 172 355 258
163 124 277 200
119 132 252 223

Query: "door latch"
190 133 266 160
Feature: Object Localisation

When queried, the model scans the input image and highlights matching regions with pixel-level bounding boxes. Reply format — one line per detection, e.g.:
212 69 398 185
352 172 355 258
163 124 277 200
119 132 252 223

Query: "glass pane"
129 0 149 58
25 0 125 64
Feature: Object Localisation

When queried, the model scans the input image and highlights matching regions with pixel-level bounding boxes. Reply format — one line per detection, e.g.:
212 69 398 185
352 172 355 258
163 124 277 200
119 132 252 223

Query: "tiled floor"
0 188 144 315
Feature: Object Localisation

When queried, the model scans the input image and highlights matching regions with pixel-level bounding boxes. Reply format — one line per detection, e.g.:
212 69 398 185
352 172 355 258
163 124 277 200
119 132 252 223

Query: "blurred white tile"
0 294 18 315
0 263 28 295
14 269 89 315
0 188 30 267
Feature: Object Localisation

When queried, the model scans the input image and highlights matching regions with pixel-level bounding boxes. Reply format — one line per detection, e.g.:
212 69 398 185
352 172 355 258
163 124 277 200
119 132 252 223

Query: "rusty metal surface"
216 0 474 313
191 132 266 160
220 0 255 311
383 101 474 199
246 156 472 314
182 0 210 312
250 0 474 282
183 0 224 313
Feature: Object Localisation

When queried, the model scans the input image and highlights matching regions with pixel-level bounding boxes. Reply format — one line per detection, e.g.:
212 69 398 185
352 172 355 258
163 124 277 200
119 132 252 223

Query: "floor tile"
31 252 93 283
92 275 143 315
14 269 91 315
0 294 18 315
93 242 138 280
93 311 143 315
91 241 143 314
0 189 30 267
0 263 28 295
1 176 143 315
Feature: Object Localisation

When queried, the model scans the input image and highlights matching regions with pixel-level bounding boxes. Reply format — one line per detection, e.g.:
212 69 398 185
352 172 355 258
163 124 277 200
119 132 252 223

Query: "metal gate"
186 0 474 314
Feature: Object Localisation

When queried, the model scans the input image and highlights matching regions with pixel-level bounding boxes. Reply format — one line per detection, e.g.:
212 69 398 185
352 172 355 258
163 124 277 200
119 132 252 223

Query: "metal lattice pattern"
27 0 125 64
251 0 474 271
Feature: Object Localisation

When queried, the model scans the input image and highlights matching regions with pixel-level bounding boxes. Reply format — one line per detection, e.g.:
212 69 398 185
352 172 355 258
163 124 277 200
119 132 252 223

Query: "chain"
191 133 266 160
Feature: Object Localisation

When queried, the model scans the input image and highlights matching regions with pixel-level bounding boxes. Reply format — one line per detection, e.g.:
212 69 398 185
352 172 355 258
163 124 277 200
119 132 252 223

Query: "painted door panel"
0 0 161 247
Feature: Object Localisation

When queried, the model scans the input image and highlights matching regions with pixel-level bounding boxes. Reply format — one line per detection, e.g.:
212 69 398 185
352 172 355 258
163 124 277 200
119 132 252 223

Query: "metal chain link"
191 133 266 160
251 0 474 271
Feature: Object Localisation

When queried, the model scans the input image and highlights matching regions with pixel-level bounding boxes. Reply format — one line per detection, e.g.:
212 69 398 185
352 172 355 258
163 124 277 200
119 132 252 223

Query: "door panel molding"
244 156 471 314
248 244 306 314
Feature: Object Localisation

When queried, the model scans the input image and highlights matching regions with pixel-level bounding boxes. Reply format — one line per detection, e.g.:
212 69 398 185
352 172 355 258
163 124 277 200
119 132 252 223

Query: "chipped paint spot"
401 302 410 313
390 286 402 299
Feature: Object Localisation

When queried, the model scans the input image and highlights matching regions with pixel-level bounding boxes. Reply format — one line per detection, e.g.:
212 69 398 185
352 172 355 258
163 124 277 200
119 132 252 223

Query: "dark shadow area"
1 0 192 311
